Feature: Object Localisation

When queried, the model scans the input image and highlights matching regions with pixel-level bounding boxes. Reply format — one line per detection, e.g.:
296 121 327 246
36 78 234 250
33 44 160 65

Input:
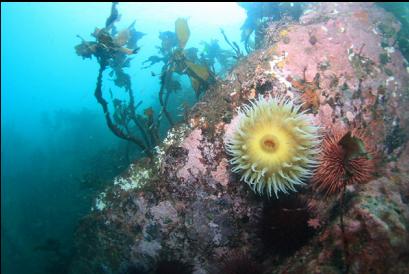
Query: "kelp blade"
185 61 209 81
175 18 190 49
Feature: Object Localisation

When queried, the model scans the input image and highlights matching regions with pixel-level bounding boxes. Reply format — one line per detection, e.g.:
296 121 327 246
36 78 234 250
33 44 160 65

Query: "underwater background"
2 2 409 274
1 3 246 273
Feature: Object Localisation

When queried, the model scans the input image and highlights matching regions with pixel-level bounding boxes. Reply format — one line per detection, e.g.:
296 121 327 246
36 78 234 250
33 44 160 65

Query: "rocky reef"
69 3 409 274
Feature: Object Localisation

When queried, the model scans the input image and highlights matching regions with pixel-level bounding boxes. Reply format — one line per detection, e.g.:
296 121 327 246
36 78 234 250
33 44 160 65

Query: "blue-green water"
1 3 245 273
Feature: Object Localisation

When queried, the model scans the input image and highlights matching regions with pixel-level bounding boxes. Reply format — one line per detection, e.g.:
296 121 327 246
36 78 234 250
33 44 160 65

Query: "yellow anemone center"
260 134 280 153
247 124 295 170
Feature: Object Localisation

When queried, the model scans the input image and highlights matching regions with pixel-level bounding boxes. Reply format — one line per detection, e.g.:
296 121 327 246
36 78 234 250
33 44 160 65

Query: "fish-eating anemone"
225 95 321 197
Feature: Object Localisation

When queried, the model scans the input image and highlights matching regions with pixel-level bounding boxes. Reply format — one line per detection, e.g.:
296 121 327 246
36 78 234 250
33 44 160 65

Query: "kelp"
105 2 120 29
185 61 210 82
144 107 160 146
220 29 243 59
126 21 146 49
175 18 190 49
76 6 216 155
199 38 237 77
75 3 156 156
93 63 149 154
143 18 214 127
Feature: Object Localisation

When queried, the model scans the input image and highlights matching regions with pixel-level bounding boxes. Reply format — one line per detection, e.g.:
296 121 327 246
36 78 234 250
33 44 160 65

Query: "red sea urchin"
218 250 263 274
312 128 377 195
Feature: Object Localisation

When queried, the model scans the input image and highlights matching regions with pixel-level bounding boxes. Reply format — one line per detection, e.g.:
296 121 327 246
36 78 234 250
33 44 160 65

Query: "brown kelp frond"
75 3 157 156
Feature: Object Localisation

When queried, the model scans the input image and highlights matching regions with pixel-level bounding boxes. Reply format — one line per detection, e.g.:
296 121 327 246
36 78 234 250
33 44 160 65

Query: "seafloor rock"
271 144 409 274
69 3 409 274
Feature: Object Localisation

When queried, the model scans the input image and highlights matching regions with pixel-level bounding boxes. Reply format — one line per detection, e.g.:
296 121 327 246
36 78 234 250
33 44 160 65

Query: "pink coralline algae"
283 3 400 88
317 103 334 129
211 158 229 187
272 2 409 149
223 114 240 145
307 218 321 230
277 5 407 91
150 201 179 230
177 128 206 181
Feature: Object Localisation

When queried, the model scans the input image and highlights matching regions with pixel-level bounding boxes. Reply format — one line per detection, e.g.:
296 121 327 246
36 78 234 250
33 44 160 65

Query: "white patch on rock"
265 55 292 89
154 125 190 167
385 47 395 54
348 46 355 61
114 165 150 191
386 76 395 86
346 111 355 122
94 192 107 211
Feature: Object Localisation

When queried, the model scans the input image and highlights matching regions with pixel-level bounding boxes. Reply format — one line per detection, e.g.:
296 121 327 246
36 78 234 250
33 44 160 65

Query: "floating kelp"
200 38 237 76
220 29 243 59
126 21 146 49
175 18 190 49
75 3 157 156
143 18 214 127
159 31 179 53
185 61 210 82
76 13 213 154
